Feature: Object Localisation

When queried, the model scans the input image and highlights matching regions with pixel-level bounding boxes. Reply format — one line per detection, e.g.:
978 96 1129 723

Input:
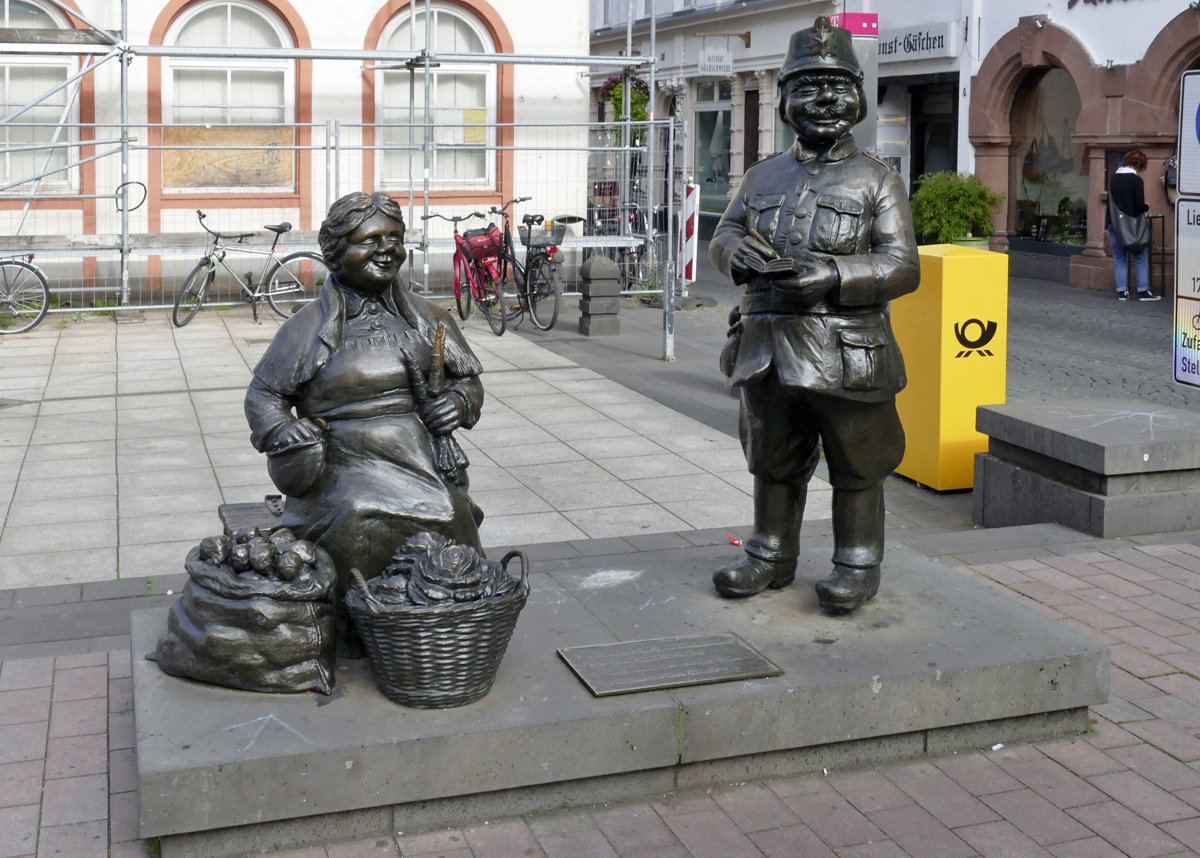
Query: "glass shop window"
694 78 731 214
1011 68 1088 245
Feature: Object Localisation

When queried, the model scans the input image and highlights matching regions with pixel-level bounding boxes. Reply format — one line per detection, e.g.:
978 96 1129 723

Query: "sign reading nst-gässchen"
878 22 959 63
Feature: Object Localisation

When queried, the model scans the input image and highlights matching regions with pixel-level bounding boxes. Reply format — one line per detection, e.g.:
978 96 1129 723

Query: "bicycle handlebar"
195 209 254 243
420 211 486 224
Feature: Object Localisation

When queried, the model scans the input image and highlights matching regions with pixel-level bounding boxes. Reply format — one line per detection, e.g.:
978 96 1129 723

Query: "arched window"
378 2 495 189
1 0 76 191
162 1 294 190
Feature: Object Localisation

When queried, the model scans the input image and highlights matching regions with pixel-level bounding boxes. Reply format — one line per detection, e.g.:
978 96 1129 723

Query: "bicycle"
421 210 507 336
172 210 329 328
485 198 563 331
0 254 49 335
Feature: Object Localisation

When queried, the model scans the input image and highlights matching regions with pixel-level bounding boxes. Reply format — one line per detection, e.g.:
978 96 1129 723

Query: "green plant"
599 74 649 122
910 172 1005 245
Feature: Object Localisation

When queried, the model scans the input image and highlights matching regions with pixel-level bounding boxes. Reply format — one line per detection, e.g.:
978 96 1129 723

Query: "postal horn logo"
954 319 998 358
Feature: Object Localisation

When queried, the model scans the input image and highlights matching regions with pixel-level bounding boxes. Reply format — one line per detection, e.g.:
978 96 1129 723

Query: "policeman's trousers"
737 371 905 572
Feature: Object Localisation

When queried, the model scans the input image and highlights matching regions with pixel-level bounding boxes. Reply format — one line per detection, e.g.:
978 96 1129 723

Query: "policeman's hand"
730 233 776 276
271 417 324 452
776 260 840 306
422 392 465 435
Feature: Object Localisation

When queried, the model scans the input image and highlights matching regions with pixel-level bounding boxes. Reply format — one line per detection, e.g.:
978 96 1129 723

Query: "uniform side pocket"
747 193 786 237
838 328 889 391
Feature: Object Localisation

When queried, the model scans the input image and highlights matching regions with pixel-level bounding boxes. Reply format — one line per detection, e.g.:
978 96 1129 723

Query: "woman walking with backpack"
1106 149 1160 302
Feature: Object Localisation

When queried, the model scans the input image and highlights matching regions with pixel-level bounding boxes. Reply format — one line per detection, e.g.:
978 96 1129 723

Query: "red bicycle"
422 210 507 336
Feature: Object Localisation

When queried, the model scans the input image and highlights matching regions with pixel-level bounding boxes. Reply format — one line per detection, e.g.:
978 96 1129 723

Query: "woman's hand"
270 417 324 452
422 392 465 435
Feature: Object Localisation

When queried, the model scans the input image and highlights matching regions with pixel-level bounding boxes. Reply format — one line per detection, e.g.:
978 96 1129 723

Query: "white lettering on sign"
699 48 732 77
1175 199 1200 389
877 22 959 63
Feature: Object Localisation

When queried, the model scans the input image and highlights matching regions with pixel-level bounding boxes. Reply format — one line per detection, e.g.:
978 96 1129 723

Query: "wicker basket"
345 550 529 708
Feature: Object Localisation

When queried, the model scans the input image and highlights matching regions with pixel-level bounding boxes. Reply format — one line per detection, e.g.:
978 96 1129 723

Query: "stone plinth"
974 398 1200 537
132 543 1107 858
579 255 620 336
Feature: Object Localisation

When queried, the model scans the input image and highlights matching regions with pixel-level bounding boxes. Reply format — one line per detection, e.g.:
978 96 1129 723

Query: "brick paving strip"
16 544 1200 857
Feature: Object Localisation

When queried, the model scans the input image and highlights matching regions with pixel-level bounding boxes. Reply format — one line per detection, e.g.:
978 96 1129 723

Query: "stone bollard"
578 255 621 336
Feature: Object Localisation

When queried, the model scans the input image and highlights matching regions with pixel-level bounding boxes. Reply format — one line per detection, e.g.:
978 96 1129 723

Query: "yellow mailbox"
890 245 1008 491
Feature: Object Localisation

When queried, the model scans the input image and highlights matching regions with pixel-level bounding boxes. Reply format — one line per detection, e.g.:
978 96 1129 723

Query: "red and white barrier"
679 182 699 285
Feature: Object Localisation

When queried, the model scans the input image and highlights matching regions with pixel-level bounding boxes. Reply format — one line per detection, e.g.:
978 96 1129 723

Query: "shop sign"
1175 198 1200 388
877 22 959 63
1177 71 1200 197
698 48 732 77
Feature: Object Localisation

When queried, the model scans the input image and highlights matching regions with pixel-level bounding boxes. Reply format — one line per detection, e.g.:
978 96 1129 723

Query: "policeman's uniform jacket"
710 135 920 403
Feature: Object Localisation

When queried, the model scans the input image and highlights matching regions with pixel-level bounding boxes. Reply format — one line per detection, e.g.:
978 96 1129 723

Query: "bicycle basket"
461 225 503 261
519 223 567 248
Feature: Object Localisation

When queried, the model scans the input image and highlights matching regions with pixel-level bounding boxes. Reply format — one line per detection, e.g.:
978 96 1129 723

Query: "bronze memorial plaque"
557 632 783 697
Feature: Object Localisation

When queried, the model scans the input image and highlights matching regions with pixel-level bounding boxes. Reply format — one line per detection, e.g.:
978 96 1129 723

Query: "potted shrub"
910 171 1005 246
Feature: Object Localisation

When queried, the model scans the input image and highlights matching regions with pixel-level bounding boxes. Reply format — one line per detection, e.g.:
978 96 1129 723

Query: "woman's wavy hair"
318 191 406 270
1123 149 1147 171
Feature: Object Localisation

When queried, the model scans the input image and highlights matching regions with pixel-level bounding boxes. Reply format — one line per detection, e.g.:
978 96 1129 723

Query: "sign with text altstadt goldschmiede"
1176 72 1200 389
699 47 733 77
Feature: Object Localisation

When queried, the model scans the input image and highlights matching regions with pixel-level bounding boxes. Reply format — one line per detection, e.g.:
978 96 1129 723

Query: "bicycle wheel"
265 252 328 319
0 260 49 335
454 255 474 321
526 255 561 331
504 258 525 328
477 265 507 336
172 261 214 327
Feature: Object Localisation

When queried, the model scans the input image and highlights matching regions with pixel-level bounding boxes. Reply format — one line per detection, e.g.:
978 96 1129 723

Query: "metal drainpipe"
422 0 432 294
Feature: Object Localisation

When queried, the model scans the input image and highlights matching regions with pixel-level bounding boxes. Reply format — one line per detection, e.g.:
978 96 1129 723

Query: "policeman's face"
784 72 861 147
335 211 406 293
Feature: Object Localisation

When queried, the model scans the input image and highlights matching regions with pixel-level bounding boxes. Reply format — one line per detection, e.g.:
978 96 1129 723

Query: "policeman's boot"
714 480 803 598
816 485 886 613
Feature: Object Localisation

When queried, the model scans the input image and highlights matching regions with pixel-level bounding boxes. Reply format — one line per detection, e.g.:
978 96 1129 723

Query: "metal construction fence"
0 116 687 312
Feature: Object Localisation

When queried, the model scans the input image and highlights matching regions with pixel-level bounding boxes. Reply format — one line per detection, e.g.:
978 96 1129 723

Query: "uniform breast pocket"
838 328 890 392
746 193 785 236
810 194 864 255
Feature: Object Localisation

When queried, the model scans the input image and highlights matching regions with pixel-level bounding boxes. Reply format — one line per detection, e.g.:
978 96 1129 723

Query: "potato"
246 536 270 551
269 528 296 546
290 540 317 565
198 535 231 565
275 551 303 581
249 543 276 574
231 526 261 544
230 543 252 573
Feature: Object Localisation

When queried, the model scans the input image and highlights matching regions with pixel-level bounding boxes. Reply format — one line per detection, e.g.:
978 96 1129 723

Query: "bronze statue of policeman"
710 16 919 613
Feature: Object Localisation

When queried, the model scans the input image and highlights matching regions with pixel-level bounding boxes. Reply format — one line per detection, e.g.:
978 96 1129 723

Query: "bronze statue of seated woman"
244 192 486 654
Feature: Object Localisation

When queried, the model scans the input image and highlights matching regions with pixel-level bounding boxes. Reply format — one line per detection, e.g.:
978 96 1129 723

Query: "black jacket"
1106 170 1148 227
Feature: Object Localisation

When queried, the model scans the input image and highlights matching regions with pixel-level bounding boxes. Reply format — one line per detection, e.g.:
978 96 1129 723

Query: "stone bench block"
974 398 1200 537
579 315 620 336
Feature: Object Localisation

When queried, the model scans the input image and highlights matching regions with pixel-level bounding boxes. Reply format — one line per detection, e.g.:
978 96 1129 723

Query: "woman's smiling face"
336 211 406 293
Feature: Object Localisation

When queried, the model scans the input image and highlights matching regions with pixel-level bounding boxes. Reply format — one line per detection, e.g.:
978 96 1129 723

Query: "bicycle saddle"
522 214 543 226
264 222 292 234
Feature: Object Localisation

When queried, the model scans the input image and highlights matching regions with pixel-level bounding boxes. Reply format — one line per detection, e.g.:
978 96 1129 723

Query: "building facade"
1 0 589 252
592 0 1194 291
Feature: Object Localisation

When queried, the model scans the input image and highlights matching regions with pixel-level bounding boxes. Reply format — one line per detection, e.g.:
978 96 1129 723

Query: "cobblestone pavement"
11 542 1200 857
